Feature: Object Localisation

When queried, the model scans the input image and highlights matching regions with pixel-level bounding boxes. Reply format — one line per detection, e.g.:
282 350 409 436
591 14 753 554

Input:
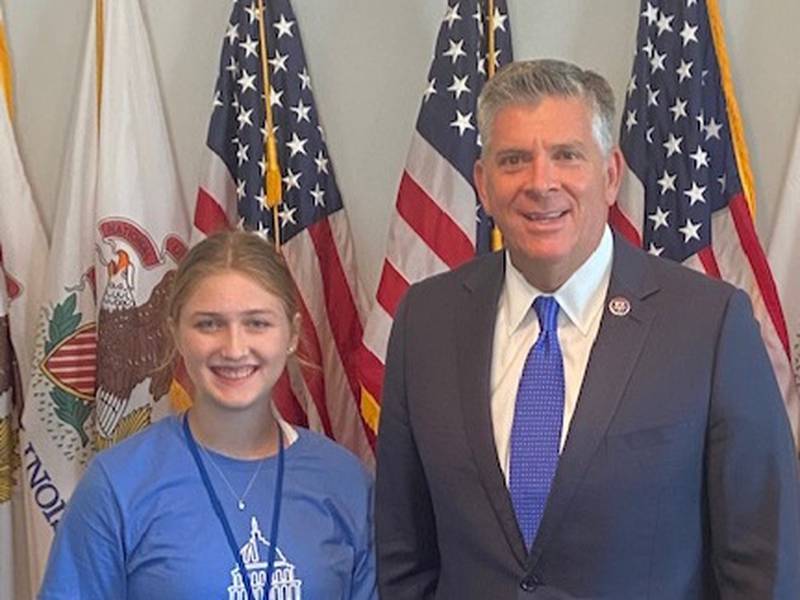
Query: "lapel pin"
608 296 631 317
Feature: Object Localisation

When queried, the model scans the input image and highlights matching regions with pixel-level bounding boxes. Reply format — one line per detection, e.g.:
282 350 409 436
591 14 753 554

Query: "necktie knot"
533 296 559 334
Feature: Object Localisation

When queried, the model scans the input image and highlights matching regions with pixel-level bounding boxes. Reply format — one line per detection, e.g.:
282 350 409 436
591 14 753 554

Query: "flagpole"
706 0 756 218
486 0 504 251
487 0 496 79
96 0 104 125
0 16 13 119
256 0 283 251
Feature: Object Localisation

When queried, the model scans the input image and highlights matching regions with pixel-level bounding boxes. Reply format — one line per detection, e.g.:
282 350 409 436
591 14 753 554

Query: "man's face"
474 96 623 290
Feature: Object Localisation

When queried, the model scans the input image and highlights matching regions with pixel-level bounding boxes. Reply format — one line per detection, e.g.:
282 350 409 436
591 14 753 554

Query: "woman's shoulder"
91 414 184 473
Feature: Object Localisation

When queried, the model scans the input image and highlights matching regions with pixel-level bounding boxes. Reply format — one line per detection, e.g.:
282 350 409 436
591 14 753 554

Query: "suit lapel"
528 237 660 568
455 252 529 565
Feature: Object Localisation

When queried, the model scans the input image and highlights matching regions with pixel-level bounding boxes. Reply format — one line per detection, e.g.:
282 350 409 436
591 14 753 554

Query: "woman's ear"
289 313 301 353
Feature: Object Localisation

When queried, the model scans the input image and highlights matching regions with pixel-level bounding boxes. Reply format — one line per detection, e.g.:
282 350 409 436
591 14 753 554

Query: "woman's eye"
194 319 220 331
246 319 272 329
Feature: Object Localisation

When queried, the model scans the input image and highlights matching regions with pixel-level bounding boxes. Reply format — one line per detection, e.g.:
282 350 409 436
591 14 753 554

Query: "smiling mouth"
210 366 258 380
523 209 569 222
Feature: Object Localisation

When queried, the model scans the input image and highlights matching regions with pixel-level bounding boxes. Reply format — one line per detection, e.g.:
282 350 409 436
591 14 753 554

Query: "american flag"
357 0 513 430
612 0 799 442
194 0 373 464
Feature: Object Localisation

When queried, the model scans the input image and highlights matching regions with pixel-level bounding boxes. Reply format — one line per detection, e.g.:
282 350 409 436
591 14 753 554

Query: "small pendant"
238 500 245 511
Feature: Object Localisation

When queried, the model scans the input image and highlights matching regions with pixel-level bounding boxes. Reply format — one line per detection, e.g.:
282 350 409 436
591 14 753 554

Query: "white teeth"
212 366 257 380
526 210 565 221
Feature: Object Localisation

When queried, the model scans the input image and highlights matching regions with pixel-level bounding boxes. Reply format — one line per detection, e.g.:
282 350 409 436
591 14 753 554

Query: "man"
375 59 800 599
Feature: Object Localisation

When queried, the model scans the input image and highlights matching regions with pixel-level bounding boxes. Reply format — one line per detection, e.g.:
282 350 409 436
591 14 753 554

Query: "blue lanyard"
183 414 285 600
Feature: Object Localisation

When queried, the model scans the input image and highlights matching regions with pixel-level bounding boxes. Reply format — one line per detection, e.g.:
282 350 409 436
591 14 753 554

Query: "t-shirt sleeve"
350 472 377 600
38 459 127 600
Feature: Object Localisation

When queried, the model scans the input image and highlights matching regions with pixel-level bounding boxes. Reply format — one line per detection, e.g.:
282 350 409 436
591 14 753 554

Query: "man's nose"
525 154 558 194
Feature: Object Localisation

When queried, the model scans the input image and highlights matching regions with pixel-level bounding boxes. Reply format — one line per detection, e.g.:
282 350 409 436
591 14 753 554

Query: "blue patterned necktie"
509 295 564 550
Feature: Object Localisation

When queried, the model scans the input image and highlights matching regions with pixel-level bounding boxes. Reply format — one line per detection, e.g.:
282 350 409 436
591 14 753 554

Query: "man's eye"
499 155 523 167
555 149 581 160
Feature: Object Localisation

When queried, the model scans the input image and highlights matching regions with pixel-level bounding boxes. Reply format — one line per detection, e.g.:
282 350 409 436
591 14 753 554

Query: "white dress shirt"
491 226 613 484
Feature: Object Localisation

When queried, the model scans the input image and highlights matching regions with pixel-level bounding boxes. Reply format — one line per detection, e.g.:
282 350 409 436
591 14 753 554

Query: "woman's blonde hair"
168 230 300 325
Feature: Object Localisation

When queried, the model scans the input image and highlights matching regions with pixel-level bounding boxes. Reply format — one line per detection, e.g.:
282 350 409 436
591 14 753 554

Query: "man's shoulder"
406 251 502 297
616 236 739 303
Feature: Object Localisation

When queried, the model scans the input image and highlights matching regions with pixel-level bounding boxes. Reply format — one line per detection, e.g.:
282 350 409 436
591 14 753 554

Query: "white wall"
4 0 800 296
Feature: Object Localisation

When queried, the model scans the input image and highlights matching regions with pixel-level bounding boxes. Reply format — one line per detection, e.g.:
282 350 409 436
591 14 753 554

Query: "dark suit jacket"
376 236 800 599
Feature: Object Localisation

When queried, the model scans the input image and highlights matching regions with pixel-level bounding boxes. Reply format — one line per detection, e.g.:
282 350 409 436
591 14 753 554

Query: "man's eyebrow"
494 147 531 156
551 139 587 149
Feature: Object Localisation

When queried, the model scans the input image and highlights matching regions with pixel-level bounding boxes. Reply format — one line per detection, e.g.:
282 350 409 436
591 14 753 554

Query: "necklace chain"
197 443 266 511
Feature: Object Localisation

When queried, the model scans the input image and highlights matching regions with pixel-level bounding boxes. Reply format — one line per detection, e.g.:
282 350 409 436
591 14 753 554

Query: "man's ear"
474 158 493 216
604 146 625 207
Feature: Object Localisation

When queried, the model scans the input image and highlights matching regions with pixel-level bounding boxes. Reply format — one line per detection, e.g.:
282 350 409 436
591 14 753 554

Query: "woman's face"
174 270 298 414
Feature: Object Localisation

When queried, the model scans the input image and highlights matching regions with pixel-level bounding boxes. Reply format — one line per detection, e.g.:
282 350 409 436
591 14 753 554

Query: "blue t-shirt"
39 416 375 599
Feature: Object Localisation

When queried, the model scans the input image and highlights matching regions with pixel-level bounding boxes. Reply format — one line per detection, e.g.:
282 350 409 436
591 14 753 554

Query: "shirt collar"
502 225 613 336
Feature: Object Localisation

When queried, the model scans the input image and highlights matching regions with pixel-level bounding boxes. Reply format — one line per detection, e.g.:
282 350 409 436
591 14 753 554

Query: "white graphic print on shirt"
227 516 302 599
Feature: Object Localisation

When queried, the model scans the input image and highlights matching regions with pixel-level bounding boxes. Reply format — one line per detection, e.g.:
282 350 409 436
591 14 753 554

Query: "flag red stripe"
397 172 474 269
195 188 230 234
50 348 96 357
698 247 722 279
307 219 363 399
357 344 385 405
273 370 309 428
307 220 374 448
294 292 335 438
728 194 791 354
608 204 642 246
47 358 97 369
376 261 410 319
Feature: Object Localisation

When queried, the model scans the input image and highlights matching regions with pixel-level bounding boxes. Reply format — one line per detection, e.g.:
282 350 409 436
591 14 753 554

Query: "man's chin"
508 243 572 269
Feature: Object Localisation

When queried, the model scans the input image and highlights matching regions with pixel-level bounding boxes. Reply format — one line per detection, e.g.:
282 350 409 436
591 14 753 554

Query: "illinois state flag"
0 5 49 599
19 0 190 588
768 122 800 442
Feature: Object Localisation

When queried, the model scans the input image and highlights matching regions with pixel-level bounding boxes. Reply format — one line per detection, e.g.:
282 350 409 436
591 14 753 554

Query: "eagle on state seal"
95 249 175 444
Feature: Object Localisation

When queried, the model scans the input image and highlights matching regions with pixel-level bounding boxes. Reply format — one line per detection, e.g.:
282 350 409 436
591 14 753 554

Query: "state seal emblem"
29 218 187 463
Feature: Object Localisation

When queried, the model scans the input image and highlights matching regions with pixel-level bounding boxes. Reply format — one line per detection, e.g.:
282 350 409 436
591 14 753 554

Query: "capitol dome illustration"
228 516 303 599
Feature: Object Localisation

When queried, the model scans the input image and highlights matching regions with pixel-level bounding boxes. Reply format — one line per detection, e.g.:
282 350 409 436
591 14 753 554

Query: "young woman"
39 231 375 600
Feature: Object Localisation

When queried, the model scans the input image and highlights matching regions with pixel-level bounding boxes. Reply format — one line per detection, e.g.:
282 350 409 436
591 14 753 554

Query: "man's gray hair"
477 59 616 155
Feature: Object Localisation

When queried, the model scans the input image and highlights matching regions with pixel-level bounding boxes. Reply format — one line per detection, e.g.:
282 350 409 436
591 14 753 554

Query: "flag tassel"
256 0 283 250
